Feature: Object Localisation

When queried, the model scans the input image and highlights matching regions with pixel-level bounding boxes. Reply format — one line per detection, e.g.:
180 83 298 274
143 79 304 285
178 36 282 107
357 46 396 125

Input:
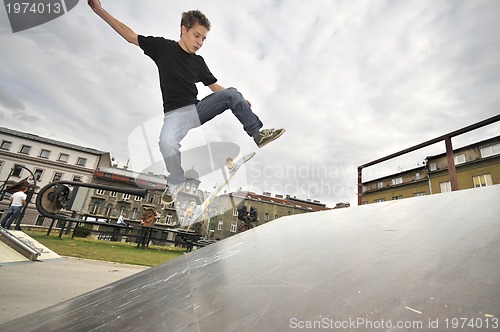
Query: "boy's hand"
88 0 102 12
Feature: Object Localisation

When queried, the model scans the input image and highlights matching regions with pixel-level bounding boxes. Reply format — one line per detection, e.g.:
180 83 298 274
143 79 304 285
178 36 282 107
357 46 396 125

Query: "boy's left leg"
197 87 263 136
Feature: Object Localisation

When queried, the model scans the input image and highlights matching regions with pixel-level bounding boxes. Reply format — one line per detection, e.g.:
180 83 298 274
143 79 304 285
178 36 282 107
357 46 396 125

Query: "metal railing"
357 114 500 205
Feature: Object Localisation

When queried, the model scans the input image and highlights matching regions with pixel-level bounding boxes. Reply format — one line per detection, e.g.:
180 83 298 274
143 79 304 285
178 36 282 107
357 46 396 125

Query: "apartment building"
207 191 332 240
0 127 111 225
361 135 500 204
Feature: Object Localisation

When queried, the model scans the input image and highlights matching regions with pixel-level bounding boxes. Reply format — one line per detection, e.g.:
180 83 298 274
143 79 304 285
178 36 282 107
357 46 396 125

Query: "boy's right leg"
197 87 284 147
158 105 201 203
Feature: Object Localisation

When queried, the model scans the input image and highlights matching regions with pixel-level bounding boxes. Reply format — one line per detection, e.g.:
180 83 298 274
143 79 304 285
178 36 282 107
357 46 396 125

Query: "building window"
122 193 130 200
232 208 238 217
275 214 279 219
264 213 269 222
58 153 69 162
34 168 44 181
440 182 452 193
480 144 500 158
39 149 51 158
19 145 31 154
413 192 426 197
377 182 383 189
429 163 437 171
391 177 403 186
473 174 492 188
374 198 386 203
105 204 113 216
218 220 223 231
131 208 139 220
72 175 82 182
52 172 63 181
110 191 117 197
134 196 143 202
392 195 403 200
185 182 192 193
1 140 12 150
230 222 237 233
166 214 173 225
91 203 100 214
12 164 23 177
454 154 466 165
96 189 105 195
415 172 421 180
76 157 87 166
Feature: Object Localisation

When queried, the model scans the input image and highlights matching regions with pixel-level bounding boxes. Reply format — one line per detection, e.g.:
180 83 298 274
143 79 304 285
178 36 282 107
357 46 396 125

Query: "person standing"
88 1 285 204
1 186 28 229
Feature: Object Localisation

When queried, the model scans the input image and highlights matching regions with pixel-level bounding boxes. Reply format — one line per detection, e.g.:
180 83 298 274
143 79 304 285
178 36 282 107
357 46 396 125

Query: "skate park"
1 116 499 331
0 184 498 331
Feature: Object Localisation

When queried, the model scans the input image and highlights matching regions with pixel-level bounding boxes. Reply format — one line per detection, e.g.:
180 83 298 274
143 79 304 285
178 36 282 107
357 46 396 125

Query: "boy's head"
181 10 211 32
179 10 211 54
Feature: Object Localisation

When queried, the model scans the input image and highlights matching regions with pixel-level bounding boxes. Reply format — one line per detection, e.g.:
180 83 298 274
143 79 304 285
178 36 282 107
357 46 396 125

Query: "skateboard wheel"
185 202 196 217
226 157 235 169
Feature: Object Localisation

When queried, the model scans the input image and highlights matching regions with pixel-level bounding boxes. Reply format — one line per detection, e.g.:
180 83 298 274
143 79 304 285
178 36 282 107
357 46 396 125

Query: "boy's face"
179 23 208 54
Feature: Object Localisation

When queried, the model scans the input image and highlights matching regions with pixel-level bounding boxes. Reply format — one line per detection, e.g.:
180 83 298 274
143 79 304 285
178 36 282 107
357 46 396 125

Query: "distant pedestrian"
117 213 128 226
1 186 28 229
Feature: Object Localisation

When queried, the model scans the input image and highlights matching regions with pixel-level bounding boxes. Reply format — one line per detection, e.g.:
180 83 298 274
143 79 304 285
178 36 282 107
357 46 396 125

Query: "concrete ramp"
1 185 499 331
0 239 28 263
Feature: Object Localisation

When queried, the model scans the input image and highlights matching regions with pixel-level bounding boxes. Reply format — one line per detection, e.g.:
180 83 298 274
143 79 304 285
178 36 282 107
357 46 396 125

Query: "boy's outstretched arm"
88 0 139 46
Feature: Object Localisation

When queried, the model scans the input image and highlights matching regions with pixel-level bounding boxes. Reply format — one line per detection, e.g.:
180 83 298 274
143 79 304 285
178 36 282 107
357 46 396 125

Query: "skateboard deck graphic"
185 152 256 225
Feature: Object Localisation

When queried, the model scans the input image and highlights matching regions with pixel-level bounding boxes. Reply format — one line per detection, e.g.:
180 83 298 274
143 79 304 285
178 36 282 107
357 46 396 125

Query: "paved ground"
0 256 148 324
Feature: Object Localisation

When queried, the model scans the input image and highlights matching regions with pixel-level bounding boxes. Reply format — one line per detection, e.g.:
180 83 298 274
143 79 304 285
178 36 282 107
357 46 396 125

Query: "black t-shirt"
138 35 217 113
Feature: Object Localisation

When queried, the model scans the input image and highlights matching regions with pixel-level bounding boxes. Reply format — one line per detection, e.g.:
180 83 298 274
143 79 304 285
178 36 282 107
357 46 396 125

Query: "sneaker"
254 128 285 148
161 183 184 204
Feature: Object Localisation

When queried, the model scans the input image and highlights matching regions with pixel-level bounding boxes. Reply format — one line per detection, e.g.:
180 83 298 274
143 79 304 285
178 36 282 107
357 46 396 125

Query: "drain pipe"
424 158 433 195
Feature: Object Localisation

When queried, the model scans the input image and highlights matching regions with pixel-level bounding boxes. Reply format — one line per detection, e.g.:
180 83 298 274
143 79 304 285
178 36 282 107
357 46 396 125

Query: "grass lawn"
25 230 185 267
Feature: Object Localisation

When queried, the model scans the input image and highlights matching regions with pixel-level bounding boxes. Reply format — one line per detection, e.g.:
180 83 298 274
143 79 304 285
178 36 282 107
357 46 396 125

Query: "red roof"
228 191 331 212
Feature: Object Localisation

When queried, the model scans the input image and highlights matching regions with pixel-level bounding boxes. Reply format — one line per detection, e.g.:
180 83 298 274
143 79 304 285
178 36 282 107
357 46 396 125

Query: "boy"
88 1 285 203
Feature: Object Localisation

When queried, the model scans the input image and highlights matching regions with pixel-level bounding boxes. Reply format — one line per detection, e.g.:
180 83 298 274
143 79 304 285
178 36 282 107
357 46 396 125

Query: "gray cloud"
1 0 499 206
0 84 25 111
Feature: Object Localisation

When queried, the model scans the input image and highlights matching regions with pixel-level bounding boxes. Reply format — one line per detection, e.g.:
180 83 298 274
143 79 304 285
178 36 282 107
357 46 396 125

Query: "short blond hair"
181 10 211 31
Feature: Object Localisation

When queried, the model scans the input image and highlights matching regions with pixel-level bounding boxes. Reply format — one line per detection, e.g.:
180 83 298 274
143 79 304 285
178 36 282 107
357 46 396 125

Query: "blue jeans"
159 87 263 185
1 205 23 229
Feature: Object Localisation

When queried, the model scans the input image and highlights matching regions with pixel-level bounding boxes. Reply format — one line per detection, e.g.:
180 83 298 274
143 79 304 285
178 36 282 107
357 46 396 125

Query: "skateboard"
185 152 256 226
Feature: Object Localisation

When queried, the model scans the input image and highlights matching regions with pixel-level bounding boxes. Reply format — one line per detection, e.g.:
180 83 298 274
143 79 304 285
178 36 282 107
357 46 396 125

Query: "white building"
0 127 112 225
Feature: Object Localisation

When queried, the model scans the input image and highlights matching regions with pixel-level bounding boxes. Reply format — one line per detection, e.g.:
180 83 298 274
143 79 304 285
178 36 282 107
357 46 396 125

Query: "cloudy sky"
1 0 499 207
